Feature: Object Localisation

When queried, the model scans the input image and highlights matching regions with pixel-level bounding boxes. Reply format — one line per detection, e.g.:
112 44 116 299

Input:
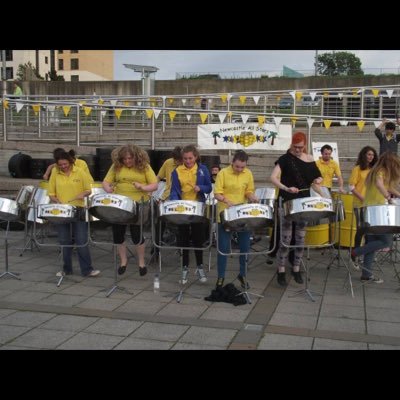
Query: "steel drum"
255 187 276 209
360 204 400 234
221 203 274 232
159 200 206 225
89 193 137 224
283 196 334 223
152 181 166 201
86 182 106 222
15 185 35 210
38 204 78 223
27 187 51 224
0 197 20 221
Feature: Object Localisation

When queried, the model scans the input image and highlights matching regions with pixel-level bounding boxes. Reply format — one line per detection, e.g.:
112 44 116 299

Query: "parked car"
279 98 293 108
301 96 321 107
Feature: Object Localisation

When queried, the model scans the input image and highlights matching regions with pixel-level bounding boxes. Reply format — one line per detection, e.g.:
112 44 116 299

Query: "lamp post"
1 50 7 95
123 64 159 96
314 50 318 77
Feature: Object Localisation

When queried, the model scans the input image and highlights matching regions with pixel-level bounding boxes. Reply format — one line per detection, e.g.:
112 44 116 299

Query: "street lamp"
123 64 159 96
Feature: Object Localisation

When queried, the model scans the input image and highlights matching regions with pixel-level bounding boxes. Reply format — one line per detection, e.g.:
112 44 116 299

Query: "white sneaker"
87 269 101 277
196 266 208 283
56 271 65 277
352 260 360 271
179 268 189 284
361 275 383 284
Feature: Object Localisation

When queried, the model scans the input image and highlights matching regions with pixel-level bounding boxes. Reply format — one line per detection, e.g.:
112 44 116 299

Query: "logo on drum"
301 199 331 211
50 208 61 215
249 209 261 216
175 205 186 213
100 198 112 205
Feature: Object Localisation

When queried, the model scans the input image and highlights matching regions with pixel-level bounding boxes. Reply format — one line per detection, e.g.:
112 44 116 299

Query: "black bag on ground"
204 283 247 306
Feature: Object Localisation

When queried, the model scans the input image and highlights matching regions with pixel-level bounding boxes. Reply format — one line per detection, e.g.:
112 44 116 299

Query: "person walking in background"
348 146 378 269
375 118 400 155
315 144 345 193
213 150 258 289
270 131 324 287
48 151 100 278
12 81 23 98
103 144 158 277
351 151 400 283
210 165 221 184
170 144 212 284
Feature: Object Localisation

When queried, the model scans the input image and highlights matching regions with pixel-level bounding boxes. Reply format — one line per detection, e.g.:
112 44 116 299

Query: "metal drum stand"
0 220 21 280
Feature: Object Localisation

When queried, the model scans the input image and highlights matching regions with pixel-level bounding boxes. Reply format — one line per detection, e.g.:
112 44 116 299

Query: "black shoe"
291 270 304 284
277 272 287 287
237 274 250 289
216 277 224 288
139 266 147 276
118 265 127 275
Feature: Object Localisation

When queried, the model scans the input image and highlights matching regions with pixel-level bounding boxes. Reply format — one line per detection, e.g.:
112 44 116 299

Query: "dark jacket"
170 163 212 202
375 128 400 155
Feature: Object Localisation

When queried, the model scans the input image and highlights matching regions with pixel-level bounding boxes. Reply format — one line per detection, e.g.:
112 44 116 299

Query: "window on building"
1 67 14 80
0 50 13 61
45 56 48 64
58 50 63 54
58 59 64 70
71 58 79 70
70 50 79 53
71 75 79 82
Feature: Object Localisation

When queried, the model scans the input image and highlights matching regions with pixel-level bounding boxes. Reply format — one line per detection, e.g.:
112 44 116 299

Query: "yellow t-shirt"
348 165 371 208
104 164 157 202
175 163 198 201
363 171 386 206
214 165 255 222
50 158 93 182
48 165 92 207
316 158 341 188
157 158 178 200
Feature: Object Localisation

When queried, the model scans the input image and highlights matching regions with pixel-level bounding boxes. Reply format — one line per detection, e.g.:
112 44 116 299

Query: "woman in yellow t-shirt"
102 145 158 277
351 151 400 283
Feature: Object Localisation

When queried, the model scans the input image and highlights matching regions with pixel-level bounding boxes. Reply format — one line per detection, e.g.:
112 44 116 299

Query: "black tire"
8 153 32 178
29 158 53 179
79 154 97 181
96 147 114 181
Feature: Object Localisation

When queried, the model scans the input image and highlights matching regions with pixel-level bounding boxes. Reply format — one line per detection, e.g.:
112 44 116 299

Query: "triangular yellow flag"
352 89 359 96
124 101 130 106
200 113 208 124
84 106 92 116
239 96 246 105
220 94 228 103
323 120 332 129
371 89 379 98
295 91 303 101
32 104 41 115
115 109 123 119
194 98 201 105
146 109 154 119
291 117 298 126
168 111 177 122
168 98 174 105
356 120 365 131
257 116 265 126
2 99 9 109
323 92 329 98
98 99 104 105
62 106 71 117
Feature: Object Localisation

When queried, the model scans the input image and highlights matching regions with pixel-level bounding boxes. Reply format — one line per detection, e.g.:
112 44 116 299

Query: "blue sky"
114 50 400 80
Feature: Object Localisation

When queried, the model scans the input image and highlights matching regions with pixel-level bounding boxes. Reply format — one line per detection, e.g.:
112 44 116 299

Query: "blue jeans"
217 223 250 278
56 221 93 276
353 233 392 278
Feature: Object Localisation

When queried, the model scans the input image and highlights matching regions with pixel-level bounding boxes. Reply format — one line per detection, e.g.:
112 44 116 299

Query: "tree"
45 70 65 81
16 62 44 81
317 51 364 76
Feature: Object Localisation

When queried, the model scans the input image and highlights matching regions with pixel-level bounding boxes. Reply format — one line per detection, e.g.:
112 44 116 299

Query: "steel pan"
0 197 20 221
27 187 50 224
221 203 274 232
15 185 35 210
89 193 137 224
86 183 106 222
255 187 276 209
159 200 206 225
38 204 78 223
360 204 400 234
283 196 334 223
152 181 166 201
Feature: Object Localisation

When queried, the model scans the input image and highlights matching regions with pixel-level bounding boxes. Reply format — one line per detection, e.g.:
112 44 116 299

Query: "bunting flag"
137 101 142 106
110 99 118 106
150 101 156 107
309 91 317 101
32 104 41 115
115 109 123 119
181 98 187 105
3 99 9 109
62 105 71 117
373 121 381 128
200 113 208 124
98 98 104 105
168 111 177 122
371 89 379 98
47 105 55 112
386 89 393 98
218 113 227 123
338 93 344 99
84 106 92 116
239 96 246 105
307 118 315 128
101 110 107 117
357 121 365 131
79 101 86 106
295 91 303 101
162 96 167 101
227 111 233 118
291 117 298 126
339 120 348 126
257 115 265 126
273 116 282 127
323 92 329 98
153 109 161 119
208 98 213 104
145 109 154 119
186 114 192 121
220 94 228 103
16 103 24 113
253 96 260 105
124 101 130 106
227 94 233 101
168 98 174 105
323 119 332 129
194 98 201 105
289 91 296 100
241 114 249 124
131 110 137 116
352 89 359 96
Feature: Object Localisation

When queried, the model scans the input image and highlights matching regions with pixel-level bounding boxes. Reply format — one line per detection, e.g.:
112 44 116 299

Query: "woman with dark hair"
213 150 258 288
170 144 212 284
102 144 158 277
270 131 323 287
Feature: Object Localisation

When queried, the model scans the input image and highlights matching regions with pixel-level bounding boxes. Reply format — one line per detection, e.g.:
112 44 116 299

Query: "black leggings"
112 224 144 245
176 222 206 267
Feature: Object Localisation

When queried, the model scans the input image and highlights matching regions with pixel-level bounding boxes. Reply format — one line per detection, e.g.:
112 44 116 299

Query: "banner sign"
197 123 292 150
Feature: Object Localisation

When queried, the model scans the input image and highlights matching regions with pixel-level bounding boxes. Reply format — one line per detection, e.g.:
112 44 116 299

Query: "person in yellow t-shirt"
156 146 182 201
315 144 345 193
351 151 400 283
103 145 158 277
48 151 100 278
213 150 258 289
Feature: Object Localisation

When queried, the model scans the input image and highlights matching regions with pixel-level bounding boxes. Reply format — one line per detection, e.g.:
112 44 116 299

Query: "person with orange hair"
270 131 324 287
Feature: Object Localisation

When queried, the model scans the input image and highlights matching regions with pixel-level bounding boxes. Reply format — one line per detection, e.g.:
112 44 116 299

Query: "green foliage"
16 62 44 81
317 51 364 76
46 70 65 81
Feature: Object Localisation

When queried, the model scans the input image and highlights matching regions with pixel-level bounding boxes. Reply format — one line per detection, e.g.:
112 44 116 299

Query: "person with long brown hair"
270 131 324 287
102 144 158 277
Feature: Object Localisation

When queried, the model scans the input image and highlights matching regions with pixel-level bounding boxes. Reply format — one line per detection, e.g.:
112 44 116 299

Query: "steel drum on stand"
159 200 206 225
330 192 355 247
38 204 78 223
360 204 400 234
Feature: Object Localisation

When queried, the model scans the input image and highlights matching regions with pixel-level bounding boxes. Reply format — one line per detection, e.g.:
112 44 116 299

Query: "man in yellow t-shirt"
315 144 345 193
156 146 182 200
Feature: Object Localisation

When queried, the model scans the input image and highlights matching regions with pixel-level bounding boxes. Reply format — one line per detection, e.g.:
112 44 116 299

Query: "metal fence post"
38 107 41 139
76 104 80 146
360 89 365 119
3 106 7 142
151 112 155 149
162 96 166 133
99 107 103 136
